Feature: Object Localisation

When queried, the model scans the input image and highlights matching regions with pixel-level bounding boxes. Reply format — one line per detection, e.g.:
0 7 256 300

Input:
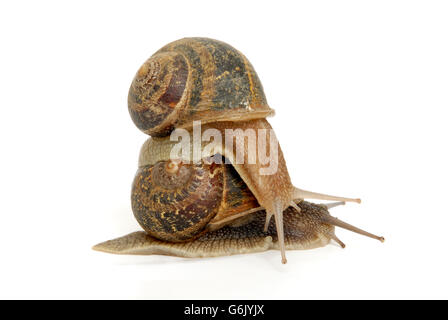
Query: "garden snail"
93 38 384 263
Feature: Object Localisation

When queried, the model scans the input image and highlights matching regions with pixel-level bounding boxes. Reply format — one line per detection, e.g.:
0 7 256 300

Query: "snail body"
94 38 384 263
94 202 344 257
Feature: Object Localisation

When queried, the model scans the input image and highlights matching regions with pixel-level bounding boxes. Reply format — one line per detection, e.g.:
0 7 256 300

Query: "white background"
1 0 447 299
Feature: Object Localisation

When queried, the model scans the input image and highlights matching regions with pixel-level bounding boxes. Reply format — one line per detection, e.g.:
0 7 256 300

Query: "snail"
93 38 384 263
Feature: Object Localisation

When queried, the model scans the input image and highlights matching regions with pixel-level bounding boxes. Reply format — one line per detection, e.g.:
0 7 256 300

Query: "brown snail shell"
131 159 258 242
128 37 274 137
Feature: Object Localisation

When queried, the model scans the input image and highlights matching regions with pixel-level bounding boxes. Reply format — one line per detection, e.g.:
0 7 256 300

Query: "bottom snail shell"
130 159 259 243
93 201 384 258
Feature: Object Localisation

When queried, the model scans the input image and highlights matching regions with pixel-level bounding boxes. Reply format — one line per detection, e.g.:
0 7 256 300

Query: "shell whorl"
128 51 189 137
128 37 274 137
131 160 225 242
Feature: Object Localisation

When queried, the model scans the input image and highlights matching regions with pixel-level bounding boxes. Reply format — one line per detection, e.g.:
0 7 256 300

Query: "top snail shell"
128 37 275 137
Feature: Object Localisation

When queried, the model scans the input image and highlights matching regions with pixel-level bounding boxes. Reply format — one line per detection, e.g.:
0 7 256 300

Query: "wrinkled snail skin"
93 201 385 257
93 202 339 257
93 37 384 263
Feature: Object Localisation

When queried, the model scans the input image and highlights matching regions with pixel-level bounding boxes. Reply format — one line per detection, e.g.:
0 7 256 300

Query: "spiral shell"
131 157 260 242
128 37 274 136
131 160 223 241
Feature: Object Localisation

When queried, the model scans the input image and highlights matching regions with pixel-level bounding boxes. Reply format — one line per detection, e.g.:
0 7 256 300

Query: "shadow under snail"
93 37 384 263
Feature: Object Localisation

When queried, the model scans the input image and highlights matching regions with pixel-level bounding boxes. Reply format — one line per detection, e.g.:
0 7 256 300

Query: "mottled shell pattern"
128 37 274 137
132 158 259 242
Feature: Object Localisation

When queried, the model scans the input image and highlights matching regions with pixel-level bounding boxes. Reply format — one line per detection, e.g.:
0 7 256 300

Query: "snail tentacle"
293 187 361 204
321 201 346 209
